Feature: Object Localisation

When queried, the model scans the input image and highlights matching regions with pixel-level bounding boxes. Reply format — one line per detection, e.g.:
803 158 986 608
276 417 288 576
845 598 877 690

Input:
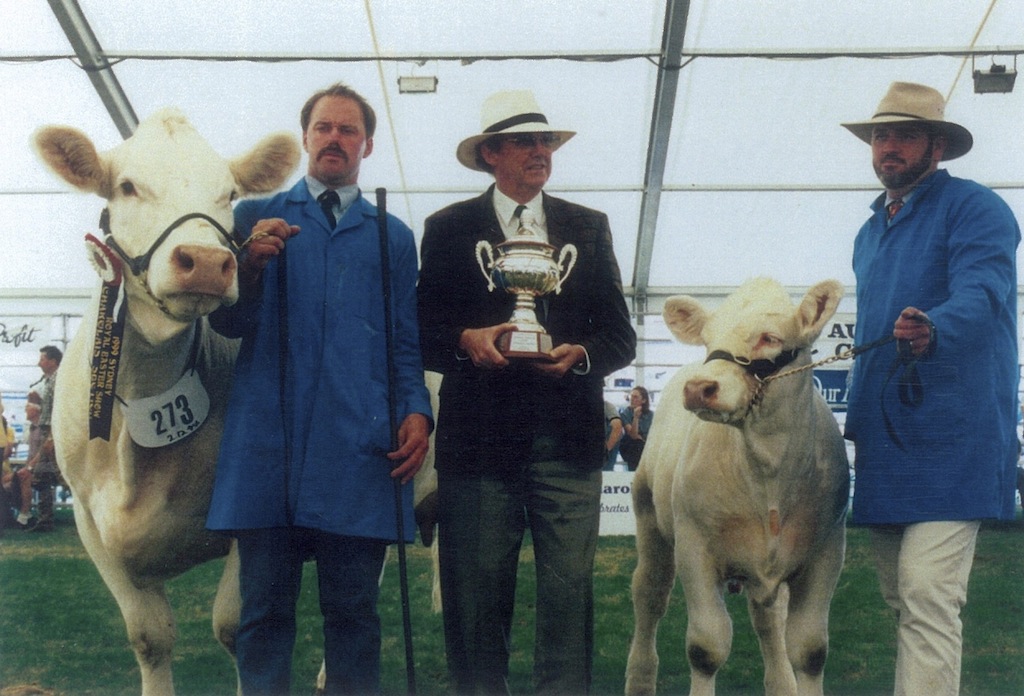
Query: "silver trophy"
475 210 578 359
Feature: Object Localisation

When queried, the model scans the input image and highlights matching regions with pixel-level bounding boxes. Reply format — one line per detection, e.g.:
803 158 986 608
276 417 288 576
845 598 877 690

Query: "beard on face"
874 140 935 190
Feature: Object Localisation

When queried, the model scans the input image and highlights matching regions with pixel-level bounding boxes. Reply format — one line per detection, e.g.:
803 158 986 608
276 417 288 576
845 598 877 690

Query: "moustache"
317 146 347 161
881 155 905 165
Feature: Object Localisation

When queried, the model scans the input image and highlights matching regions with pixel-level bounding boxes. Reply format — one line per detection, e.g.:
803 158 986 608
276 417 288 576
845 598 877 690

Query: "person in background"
603 400 624 471
618 386 653 472
6 394 43 529
418 89 636 694
206 82 432 695
25 346 61 532
0 396 14 533
841 81 1019 696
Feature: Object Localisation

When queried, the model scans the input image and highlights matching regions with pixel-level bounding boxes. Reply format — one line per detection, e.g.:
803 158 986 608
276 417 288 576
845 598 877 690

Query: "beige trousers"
870 520 980 696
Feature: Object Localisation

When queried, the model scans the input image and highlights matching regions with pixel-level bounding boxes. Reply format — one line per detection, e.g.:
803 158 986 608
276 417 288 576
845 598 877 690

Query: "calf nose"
172 245 237 295
684 379 719 410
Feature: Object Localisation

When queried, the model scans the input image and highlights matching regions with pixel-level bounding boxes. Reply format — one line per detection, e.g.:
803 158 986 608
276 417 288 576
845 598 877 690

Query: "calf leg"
785 527 846 696
749 584 798 696
676 534 733 696
625 480 675 696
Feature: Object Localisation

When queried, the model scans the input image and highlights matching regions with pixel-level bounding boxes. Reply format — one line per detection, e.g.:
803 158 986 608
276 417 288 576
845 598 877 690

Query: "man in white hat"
418 90 636 694
842 81 1020 695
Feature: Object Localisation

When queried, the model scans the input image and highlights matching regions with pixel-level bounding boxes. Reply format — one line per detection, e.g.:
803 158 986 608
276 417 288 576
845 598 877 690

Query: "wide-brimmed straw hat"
457 90 576 171
842 81 973 160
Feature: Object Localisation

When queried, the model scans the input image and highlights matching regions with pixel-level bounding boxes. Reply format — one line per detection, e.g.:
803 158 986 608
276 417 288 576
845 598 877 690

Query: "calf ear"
231 132 301 195
797 279 844 341
663 296 707 346
33 125 108 195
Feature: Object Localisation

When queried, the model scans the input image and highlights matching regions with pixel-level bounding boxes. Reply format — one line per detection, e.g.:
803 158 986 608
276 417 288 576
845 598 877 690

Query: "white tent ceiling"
1 0 1022 392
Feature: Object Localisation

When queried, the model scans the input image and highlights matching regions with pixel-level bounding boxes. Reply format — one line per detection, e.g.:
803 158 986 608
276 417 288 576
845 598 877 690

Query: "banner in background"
0 317 50 358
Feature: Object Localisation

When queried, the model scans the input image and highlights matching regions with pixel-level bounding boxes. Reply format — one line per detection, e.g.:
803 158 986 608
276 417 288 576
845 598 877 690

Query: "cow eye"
758 334 783 349
229 189 239 203
119 180 136 197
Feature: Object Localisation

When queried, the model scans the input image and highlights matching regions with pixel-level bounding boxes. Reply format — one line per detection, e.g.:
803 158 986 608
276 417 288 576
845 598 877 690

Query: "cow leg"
625 478 675 696
74 507 178 696
748 584 798 696
212 540 241 695
784 528 846 696
676 531 733 696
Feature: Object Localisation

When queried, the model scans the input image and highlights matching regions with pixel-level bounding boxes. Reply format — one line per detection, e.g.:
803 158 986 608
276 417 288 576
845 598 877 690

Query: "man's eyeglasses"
504 132 561 149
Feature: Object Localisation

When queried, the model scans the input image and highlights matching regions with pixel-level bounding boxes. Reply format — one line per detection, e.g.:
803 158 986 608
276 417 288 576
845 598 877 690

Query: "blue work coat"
845 169 1020 524
206 179 431 542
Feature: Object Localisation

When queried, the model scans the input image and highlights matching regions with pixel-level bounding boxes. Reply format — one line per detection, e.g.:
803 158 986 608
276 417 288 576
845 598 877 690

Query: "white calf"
625 278 849 696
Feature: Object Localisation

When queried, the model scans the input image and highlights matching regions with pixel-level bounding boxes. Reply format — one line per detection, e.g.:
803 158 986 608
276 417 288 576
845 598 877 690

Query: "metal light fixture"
398 76 438 94
972 55 1017 94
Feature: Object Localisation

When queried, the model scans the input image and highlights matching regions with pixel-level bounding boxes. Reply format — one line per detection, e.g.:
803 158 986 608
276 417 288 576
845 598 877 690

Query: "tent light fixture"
972 55 1017 94
398 76 438 94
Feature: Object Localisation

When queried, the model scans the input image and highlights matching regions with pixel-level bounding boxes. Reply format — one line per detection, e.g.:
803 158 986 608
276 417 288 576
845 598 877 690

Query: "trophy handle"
474 240 497 292
553 243 578 294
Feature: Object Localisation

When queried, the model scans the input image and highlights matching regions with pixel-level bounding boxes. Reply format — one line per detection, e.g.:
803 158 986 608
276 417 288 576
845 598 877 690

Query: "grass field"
1 508 1021 695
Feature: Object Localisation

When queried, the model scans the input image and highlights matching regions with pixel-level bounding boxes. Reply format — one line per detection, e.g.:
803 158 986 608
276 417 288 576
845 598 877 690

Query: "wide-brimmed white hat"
456 90 576 171
842 81 973 160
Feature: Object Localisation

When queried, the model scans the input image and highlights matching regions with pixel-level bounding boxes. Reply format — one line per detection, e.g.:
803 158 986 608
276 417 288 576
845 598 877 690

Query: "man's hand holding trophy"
474 209 577 361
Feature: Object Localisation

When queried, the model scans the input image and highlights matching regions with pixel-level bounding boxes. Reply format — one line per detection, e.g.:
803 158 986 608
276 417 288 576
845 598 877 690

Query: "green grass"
1 509 1022 695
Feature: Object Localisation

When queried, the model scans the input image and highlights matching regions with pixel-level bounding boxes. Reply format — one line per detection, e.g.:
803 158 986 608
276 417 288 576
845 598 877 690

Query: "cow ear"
33 125 108 195
231 132 301 195
663 295 707 346
797 279 844 341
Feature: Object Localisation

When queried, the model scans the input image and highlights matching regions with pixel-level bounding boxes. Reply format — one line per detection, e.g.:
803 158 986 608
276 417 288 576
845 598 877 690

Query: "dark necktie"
318 190 340 227
886 198 904 220
513 204 526 231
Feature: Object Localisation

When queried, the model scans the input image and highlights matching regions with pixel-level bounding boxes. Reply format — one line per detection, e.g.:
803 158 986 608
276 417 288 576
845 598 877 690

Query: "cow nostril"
174 247 195 271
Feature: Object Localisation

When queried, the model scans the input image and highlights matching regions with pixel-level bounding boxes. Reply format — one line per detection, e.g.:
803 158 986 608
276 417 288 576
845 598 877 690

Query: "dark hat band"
484 112 548 133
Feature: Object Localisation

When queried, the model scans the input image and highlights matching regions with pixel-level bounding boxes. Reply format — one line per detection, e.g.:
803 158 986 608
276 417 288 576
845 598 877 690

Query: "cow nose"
172 245 237 295
684 379 719 410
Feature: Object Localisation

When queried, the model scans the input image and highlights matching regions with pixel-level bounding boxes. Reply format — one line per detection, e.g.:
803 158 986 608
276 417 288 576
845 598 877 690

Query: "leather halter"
704 348 800 381
99 207 242 276
97 208 243 320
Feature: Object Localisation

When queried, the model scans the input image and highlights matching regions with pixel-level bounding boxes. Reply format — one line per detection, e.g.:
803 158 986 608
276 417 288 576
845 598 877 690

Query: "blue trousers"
235 527 387 695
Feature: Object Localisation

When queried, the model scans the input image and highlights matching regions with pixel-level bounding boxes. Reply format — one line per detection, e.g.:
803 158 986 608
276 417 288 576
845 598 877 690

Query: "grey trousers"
437 460 602 695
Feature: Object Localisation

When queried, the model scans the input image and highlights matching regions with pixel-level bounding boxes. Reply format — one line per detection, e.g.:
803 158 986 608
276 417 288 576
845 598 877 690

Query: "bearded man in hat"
417 90 635 694
842 81 1019 695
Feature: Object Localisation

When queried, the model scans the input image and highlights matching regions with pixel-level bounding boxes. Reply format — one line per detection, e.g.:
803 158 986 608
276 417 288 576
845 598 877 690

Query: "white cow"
34 109 299 696
625 278 849 696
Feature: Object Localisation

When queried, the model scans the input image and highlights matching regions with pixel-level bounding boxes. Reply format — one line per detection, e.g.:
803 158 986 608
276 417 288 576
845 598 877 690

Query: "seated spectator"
9 394 44 529
618 386 654 471
604 400 624 471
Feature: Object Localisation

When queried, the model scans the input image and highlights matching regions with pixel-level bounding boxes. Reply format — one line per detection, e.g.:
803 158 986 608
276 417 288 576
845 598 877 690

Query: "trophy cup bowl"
475 234 577 359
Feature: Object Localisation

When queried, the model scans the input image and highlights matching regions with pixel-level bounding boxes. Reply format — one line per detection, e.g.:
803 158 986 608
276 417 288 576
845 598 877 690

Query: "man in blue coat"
842 81 1019 696
207 83 432 695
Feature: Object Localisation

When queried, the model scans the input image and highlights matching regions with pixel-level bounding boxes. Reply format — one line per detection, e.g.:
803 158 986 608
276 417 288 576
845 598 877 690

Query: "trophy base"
498 330 554 360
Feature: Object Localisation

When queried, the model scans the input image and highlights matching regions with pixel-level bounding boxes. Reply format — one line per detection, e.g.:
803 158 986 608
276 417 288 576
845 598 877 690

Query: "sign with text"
0 318 50 356
811 312 856 412
599 471 636 536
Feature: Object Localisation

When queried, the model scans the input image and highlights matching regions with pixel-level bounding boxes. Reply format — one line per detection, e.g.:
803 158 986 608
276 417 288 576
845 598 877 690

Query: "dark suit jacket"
418 185 636 474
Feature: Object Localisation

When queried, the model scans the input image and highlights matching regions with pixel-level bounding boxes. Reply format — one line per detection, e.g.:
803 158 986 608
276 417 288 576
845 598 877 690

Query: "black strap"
880 342 926 451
